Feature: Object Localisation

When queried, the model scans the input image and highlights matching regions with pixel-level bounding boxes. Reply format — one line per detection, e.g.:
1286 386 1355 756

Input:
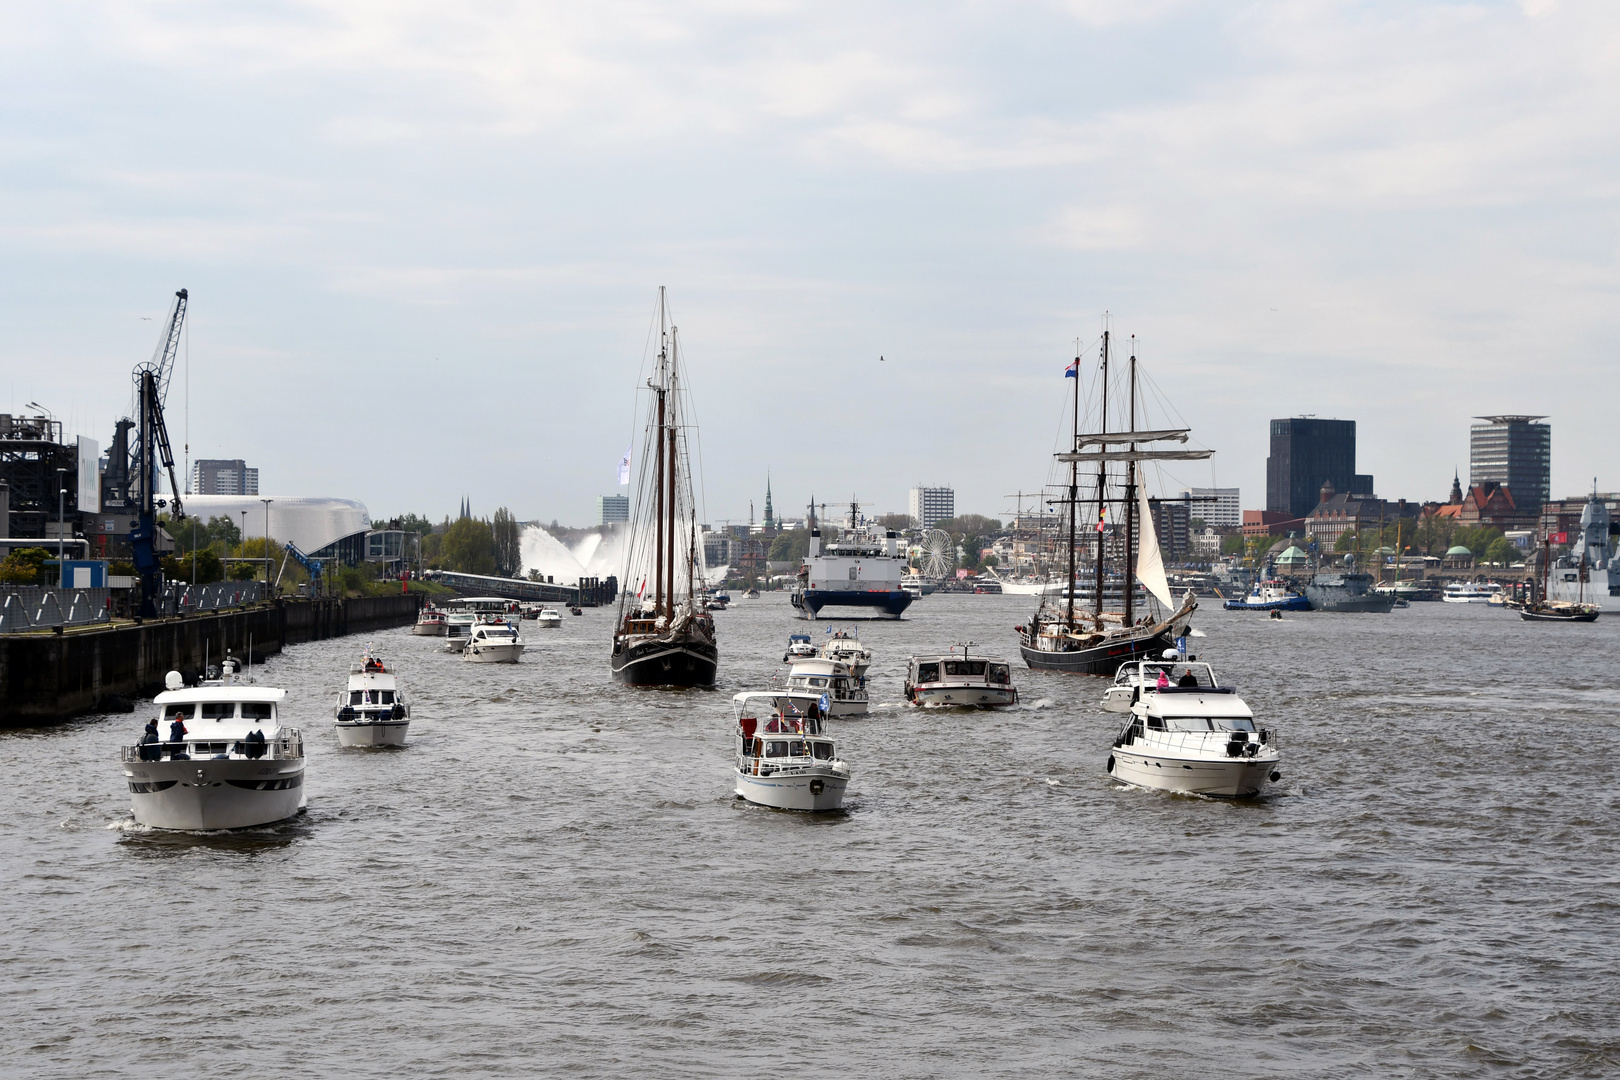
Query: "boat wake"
1017 697 1055 710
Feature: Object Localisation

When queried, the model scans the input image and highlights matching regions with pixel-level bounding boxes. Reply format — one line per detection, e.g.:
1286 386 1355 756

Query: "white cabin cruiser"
818 629 872 678
904 652 1017 707
783 633 817 661
121 672 305 830
1105 660 1280 797
1102 656 1220 714
536 607 563 628
732 691 850 811
464 621 526 663
333 652 410 746
784 657 868 716
413 608 448 636
443 612 475 653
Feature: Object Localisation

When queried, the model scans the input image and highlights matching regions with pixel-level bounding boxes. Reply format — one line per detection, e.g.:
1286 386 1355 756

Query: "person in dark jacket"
139 720 161 761
167 713 189 759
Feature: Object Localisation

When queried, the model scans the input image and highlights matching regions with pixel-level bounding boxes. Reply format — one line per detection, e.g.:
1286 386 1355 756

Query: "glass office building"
1470 416 1550 513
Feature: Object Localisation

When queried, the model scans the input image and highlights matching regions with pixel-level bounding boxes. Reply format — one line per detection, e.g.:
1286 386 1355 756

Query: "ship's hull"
791 589 912 619
734 767 848 811
411 620 447 636
611 634 719 686
907 684 1017 707
335 719 409 747
1520 607 1600 623
1106 748 1278 798
1019 626 1178 676
124 758 306 830
465 642 524 663
1545 567 1620 610
1223 595 1311 612
1303 587 1394 613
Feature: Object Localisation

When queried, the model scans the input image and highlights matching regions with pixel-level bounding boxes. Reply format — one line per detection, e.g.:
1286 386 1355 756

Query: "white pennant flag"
618 444 631 485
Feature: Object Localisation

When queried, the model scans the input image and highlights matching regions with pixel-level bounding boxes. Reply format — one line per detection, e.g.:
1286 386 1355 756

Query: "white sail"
1134 464 1174 609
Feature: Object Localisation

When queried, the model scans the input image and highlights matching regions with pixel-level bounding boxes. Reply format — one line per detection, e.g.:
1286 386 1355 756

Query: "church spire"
764 473 774 530
1449 470 1463 505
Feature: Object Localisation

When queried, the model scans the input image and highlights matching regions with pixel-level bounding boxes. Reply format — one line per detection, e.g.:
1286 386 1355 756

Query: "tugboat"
732 692 850 811
1017 330 1201 675
333 650 410 746
121 668 305 830
790 500 913 620
1224 580 1312 612
610 288 719 687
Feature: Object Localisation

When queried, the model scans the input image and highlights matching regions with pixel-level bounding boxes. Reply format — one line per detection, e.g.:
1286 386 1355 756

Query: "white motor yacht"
818 629 872 678
904 652 1018 707
782 633 817 661
412 608 448 636
732 691 850 811
121 671 305 830
536 607 563 628
784 657 868 716
1105 660 1280 797
464 621 526 663
1102 654 1219 714
1443 582 1495 603
333 651 410 746
443 612 475 653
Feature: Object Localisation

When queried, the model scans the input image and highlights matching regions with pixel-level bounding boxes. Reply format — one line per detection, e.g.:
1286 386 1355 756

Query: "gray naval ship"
1304 556 1395 612
1545 490 1618 610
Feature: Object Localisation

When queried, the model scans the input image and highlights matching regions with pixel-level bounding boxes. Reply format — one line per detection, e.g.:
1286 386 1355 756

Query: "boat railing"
1120 726 1275 754
121 730 304 763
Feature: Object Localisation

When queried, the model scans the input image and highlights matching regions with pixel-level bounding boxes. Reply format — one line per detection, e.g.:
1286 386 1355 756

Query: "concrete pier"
0 593 421 726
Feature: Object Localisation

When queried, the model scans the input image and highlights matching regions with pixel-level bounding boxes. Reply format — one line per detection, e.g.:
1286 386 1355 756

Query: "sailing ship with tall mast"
610 288 719 686
1017 330 1203 675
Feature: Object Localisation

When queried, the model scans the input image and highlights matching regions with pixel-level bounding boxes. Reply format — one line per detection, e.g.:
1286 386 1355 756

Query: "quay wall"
0 594 420 727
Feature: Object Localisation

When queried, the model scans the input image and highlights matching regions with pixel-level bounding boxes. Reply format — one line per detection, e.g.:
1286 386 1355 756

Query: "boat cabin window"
162 704 196 720
1165 717 1211 732
917 663 940 682
201 702 235 720
241 702 273 721
987 664 1010 683
811 741 833 760
1213 718 1256 732
788 740 810 757
765 741 790 758
1145 717 1166 730
944 661 986 677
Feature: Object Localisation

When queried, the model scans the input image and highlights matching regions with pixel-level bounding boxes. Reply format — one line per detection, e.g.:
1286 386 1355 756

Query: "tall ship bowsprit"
610 288 719 687
1017 328 1203 676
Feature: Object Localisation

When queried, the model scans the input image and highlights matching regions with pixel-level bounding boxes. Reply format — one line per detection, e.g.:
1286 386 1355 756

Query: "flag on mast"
618 445 632 485
1064 358 1079 378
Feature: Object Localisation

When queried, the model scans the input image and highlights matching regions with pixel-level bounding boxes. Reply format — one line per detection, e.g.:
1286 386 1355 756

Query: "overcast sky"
3 0 1615 527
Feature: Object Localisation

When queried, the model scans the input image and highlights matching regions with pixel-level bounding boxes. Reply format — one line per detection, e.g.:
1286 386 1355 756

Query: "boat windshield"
1161 717 1255 732
943 661 986 677
916 662 941 682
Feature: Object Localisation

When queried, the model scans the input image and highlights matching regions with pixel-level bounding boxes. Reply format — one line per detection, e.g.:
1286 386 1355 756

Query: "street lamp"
56 467 68 574
261 498 273 588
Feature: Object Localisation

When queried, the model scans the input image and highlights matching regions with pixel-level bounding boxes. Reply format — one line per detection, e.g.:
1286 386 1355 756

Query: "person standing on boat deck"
167 713 189 758
1178 670 1199 688
1156 670 1170 690
139 719 160 760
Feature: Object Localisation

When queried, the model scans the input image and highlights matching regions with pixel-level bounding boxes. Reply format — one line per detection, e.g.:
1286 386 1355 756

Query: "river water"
3 593 1617 1078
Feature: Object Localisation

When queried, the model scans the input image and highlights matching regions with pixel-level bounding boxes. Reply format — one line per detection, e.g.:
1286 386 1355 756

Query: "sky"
3 0 1616 528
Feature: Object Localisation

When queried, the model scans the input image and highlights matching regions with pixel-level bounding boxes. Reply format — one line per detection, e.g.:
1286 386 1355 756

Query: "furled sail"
1134 463 1174 609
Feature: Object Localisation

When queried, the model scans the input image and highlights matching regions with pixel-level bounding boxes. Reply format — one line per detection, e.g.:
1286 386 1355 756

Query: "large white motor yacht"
121 671 305 830
334 651 410 746
464 621 526 663
536 607 563 628
817 629 872 678
784 657 868 716
904 652 1018 707
732 691 850 811
1106 660 1280 798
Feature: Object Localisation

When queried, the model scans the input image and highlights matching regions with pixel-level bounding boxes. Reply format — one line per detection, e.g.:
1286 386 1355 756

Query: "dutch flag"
1064 358 1079 378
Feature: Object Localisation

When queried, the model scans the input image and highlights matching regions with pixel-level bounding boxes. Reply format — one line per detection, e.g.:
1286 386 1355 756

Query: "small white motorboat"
121 670 305 830
1102 654 1219 714
732 691 850 811
1105 660 1280 797
536 607 563 628
443 612 475 653
464 621 526 663
818 629 872 677
904 650 1017 707
784 657 868 716
782 633 817 662
333 651 410 746
412 608 448 636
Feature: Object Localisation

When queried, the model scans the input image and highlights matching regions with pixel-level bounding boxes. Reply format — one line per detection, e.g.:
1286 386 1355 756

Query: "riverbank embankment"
0 593 421 726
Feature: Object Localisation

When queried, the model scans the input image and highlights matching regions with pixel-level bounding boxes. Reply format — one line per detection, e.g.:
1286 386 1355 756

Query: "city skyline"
3 3 1615 525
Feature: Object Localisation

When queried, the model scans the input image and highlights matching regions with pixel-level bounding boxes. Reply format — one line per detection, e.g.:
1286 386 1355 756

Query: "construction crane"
127 289 188 617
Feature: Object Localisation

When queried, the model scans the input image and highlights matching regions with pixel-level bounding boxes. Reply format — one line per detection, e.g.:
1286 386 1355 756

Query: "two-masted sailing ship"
1017 329 1204 675
611 288 719 686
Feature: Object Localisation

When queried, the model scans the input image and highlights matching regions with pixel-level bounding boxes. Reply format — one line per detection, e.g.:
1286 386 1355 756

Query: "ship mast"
653 289 667 615
1065 347 1080 630
1093 329 1110 623
1123 342 1137 628
667 327 679 619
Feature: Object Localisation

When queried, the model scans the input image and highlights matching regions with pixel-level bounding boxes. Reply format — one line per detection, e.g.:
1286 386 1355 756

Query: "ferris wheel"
921 529 954 579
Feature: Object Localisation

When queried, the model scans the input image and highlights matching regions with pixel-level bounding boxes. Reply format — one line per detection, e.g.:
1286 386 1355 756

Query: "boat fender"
1106 755 1115 773
1269 770 1282 783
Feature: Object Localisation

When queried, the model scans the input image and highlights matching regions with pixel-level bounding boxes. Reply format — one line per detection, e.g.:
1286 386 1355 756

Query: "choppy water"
3 594 1617 1078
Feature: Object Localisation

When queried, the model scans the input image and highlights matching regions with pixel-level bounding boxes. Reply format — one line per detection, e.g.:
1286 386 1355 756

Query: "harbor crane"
126 289 189 617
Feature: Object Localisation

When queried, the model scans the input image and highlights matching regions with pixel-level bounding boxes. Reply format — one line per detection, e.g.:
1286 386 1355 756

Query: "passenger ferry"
333 651 410 746
790 501 913 620
1442 582 1496 603
121 670 305 830
732 691 850 811
784 657 869 716
904 651 1017 707
1106 660 1280 797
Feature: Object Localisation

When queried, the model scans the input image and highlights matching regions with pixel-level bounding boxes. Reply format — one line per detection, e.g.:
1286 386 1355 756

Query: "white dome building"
180 495 371 564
